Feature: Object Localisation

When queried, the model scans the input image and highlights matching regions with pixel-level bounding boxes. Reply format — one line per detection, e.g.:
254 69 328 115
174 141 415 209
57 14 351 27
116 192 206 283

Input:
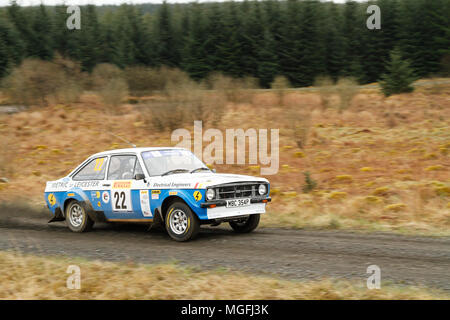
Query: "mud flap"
147 208 163 231
48 208 65 223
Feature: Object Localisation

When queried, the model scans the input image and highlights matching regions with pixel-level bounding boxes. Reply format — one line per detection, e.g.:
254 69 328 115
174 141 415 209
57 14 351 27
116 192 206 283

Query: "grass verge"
0 251 448 300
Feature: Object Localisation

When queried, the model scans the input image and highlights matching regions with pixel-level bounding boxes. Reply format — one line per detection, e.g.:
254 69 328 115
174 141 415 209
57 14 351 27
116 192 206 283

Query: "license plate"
226 198 251 208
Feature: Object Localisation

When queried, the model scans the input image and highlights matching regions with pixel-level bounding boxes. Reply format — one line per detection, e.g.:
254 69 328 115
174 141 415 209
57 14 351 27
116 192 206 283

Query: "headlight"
206 188 215 200
258 184 267 195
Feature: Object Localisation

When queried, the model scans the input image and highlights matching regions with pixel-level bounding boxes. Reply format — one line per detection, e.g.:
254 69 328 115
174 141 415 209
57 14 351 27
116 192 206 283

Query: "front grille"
214 183 265 200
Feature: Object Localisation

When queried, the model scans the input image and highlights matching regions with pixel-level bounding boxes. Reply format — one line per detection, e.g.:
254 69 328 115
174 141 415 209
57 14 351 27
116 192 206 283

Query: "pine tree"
126 6 150 66
98 10 116 64
0 13 24 75
108 5 139 68
0 35 8 78
76 5 101 71
7 1 36 57
297 0 326 86
431 0 450 75
31 4 53 60
156 1 178 66
278 0 304 86
342 1 365 81
181 3 210 79
417 0 446 75
263 0 283 53
380 48 416 97
203 3 227 73
257 29 279 88
324 2 345 81
216 1 245 77
239 0 263 77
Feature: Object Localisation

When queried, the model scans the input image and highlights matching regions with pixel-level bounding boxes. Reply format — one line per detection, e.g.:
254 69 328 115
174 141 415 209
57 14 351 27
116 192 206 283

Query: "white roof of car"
91 147 185 158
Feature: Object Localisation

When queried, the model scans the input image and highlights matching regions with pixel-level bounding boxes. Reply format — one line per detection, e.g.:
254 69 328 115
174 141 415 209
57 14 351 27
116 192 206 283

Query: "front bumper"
201 197 271 220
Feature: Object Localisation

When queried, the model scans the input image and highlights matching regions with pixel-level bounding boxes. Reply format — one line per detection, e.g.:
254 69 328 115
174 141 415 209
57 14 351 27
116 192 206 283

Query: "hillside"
0 81 449 235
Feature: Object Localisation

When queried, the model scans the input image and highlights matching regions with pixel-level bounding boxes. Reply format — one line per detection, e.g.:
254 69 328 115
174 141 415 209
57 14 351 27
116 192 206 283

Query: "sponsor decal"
139 190 152 217
169 191 178 196
193 182 208 188
151 190 161 194
50 180 100 191
152 193 159 200
97 201 101 207
152 182 192 189
67 193 75 196
73 181 100 189
48 193 56 206
113 181 131 189
96 191 100 198
102 191 110 203
193 190 202 201
51 181 69 189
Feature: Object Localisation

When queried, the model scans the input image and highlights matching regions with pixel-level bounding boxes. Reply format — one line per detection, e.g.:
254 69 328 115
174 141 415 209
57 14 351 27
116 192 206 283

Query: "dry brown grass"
2 57 83 106
0 251 447 300
98 78 129 109
0 79 449 235
270 75 291 105
141 78 227 132
315 76 335 110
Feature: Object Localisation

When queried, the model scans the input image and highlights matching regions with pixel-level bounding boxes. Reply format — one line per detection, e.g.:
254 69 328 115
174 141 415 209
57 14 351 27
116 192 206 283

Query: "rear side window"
72 157 107 181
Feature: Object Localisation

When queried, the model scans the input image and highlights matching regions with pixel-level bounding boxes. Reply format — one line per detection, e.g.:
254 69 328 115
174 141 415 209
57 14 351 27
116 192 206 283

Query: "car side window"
108 155 137 180
72 157 107 181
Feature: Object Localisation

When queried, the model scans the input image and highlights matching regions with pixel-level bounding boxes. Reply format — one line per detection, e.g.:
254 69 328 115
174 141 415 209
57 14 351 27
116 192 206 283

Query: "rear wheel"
229 214 260 233
65 200 94 233
165 202 200 241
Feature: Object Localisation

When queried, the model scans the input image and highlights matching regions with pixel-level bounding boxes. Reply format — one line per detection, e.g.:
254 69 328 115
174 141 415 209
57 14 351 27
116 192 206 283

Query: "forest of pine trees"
0 0 449 88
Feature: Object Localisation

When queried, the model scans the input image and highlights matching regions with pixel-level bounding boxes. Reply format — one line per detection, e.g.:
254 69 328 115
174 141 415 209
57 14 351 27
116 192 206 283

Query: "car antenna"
106 131 137 148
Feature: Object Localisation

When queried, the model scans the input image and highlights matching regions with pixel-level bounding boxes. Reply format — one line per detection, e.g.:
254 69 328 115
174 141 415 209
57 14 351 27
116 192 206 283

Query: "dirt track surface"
0 209 449 291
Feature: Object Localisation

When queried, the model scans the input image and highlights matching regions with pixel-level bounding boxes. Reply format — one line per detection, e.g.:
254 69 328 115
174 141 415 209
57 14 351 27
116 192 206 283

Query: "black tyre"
229 214 260 233
165 201 200 241
65 200 94 233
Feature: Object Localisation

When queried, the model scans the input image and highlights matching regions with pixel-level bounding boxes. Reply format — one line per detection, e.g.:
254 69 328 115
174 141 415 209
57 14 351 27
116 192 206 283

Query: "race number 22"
112 190 132 212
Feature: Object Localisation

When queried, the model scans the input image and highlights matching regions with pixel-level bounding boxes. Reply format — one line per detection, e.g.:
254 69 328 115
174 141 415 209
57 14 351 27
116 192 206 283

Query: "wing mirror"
134 173 146 180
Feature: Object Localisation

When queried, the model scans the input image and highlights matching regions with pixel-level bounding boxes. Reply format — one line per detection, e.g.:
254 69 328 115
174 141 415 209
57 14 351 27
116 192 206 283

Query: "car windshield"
141 149 208 176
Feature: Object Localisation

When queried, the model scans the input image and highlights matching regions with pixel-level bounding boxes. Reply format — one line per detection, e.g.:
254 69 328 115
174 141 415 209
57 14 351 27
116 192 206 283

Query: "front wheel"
229 214 260 233
65 200 94 233
165 202 200 242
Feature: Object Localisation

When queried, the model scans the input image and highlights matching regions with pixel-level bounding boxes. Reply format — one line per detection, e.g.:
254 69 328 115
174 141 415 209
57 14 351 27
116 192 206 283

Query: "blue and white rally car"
44 147 271 241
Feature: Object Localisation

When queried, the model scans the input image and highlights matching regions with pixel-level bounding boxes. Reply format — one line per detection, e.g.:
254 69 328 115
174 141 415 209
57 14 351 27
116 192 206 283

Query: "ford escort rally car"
44 147 271 241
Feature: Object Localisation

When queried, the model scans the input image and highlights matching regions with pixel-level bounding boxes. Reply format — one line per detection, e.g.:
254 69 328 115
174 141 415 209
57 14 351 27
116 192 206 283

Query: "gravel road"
0 208 449 291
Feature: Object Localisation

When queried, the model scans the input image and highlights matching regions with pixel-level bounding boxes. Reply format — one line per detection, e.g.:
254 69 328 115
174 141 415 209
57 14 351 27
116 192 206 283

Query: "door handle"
102 183 111 187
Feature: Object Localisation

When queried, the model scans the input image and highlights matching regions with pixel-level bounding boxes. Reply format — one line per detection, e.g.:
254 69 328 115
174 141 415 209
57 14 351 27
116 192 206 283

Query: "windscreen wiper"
190 167 211 174
161 169 190 176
